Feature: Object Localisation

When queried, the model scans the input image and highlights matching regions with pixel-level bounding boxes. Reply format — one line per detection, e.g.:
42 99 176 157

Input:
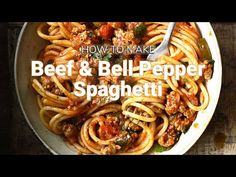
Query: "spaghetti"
32 22 213 154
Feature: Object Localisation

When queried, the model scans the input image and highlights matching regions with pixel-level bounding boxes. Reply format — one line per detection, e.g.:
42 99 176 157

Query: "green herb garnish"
92 52 102 59
92 51 112 62
134 23 147 38
154 143 167 153
103 52 112 62
88 31 95 38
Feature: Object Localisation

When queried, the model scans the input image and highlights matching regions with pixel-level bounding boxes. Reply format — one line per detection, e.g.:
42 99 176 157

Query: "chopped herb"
121 125 127 131
134 23 147 38
88 31 95 38
103 52 112 61
183 78 188 83
154 143 167 153
92 52 112 62
92 52 102 59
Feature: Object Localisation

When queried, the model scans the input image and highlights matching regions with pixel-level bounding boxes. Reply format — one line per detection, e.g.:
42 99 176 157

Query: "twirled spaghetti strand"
32 22 212 154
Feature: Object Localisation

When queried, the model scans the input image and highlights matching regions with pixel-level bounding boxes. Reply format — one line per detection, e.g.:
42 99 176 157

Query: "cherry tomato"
99 24 114 40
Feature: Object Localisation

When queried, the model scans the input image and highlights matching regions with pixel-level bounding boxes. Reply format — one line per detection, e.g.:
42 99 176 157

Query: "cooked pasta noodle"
32 22 213 154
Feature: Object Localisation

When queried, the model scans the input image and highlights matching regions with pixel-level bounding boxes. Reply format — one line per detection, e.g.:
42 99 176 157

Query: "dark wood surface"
2 22 236 154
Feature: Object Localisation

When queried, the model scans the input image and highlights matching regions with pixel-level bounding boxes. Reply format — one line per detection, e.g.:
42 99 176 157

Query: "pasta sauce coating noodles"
32 22 213 154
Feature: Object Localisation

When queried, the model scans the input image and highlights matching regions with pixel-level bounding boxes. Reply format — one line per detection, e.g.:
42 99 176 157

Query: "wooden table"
2 22 235 154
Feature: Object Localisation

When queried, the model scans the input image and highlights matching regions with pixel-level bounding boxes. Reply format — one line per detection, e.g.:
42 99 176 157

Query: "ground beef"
184 109 196 119
169 102 196 133
186 93 198 105
165 91 180 115
158 125 177 147
127 122 142 132
51 87 63 96
203 60 213 80
112 29 136 47
62 123 78 138
101 142 121 155
108 22 125 29
125 22 142 31
178 101 187 113
71 23 86 35
169 113 191 133
160 97 197 147
40 76 54 90
204 67 213 80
